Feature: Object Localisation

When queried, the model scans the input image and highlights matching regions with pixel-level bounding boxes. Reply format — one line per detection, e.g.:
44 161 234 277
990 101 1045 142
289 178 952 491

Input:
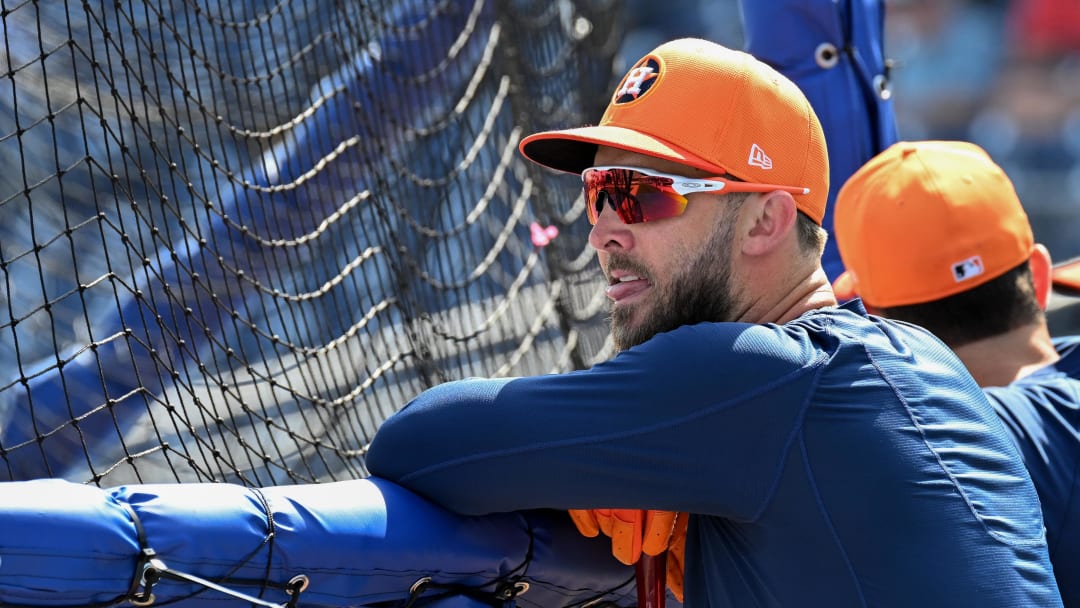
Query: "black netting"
0 0 624 486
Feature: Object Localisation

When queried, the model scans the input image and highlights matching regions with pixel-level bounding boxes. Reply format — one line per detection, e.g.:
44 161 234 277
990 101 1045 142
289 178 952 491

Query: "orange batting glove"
665 512 687 602
568 509 687 601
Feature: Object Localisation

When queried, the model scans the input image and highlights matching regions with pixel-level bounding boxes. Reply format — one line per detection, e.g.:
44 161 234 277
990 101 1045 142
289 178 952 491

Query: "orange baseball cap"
518 38 829 224
832 141 1035 307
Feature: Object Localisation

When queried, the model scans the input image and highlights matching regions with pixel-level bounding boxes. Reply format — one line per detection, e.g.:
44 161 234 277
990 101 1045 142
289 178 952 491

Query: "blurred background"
619 0 1080 266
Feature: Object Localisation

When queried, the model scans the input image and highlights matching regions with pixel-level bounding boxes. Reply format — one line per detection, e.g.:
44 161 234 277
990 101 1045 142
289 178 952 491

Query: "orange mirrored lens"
583 169 689 225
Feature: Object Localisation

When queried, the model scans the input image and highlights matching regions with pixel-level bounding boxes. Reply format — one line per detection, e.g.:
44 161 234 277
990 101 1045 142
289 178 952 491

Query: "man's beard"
610 215 739 352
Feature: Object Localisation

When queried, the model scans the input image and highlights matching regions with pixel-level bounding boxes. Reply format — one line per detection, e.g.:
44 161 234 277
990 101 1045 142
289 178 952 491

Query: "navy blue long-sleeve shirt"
986 335 1080 606
368 300 1062 607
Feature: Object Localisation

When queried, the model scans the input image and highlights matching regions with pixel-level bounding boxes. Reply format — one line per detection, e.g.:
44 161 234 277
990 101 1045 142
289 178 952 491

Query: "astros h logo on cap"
613 57 660 104
517 38 829 225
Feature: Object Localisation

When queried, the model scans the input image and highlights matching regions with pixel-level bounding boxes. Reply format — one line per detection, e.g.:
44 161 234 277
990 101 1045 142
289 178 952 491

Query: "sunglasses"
581 165 811 225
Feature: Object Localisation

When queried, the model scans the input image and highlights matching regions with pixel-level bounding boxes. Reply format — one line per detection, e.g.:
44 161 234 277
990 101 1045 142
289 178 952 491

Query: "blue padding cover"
0 477 636 607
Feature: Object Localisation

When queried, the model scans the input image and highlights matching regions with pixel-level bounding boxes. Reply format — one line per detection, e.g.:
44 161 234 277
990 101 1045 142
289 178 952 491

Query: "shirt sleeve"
983 378 1080 541
367 322 825 518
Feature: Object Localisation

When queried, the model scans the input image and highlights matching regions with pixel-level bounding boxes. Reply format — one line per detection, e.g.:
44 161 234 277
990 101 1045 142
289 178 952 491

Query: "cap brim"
519 125 722 176
832 270 858 302
1053 258 1080 295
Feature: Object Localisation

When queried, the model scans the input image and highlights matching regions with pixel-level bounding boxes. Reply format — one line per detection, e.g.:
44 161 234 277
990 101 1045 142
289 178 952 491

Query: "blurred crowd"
618 0 1080 264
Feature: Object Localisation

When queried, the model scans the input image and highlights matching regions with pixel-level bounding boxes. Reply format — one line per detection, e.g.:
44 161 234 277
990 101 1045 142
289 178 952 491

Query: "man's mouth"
605 272 650 302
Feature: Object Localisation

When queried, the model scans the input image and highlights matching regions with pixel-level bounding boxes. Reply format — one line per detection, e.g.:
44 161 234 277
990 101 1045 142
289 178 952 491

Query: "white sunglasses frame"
581 165 811 196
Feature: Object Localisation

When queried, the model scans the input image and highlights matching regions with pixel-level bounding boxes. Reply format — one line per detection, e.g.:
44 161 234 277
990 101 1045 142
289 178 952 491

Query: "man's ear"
741 191 797 256
1030 243 1052 310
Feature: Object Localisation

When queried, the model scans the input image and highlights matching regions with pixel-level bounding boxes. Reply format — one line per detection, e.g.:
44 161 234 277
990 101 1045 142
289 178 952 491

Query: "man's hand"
568 509 687 601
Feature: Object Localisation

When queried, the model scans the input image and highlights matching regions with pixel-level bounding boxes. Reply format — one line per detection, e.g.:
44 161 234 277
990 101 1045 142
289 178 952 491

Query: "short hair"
875 261 1044 348
797 212 828 257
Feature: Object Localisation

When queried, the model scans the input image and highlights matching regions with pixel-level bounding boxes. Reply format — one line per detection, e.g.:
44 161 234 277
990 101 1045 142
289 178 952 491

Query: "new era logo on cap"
952 256 985 282
748 143 773 169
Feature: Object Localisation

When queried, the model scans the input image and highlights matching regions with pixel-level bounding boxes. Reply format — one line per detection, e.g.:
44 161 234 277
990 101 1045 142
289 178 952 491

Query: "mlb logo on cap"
952 256 985 282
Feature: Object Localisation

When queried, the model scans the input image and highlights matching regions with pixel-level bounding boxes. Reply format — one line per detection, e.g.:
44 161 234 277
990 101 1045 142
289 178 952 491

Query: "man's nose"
587 194 633 252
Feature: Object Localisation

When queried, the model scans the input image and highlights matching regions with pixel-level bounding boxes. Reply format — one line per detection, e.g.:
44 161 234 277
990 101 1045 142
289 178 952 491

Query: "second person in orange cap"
833 139 1080 606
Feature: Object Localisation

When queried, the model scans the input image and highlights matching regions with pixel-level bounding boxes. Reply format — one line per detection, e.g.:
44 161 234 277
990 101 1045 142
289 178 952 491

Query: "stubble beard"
609 215 739 352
